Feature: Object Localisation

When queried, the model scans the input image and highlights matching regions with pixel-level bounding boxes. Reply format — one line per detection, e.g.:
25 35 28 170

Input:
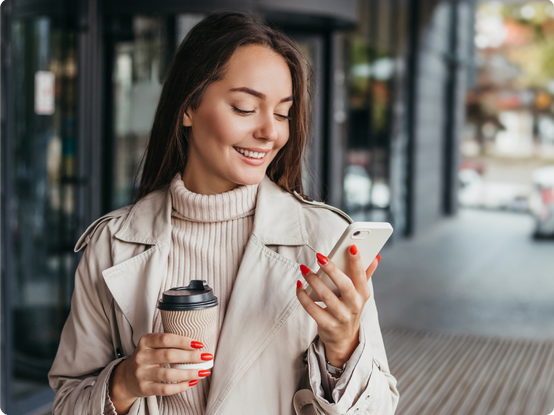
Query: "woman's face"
182 44 294 195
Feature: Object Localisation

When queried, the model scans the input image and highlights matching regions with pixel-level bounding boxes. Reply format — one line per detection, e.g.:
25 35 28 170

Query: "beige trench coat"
48 176 399 415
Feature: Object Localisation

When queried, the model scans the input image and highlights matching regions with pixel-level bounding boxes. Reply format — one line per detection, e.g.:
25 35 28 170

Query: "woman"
48 12 399 415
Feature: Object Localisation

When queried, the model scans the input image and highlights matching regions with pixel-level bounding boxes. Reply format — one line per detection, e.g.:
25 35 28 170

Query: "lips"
233 146 270 166
233 146 271 160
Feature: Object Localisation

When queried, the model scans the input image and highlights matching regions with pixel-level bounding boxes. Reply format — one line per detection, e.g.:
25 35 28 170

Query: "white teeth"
235 147 265 159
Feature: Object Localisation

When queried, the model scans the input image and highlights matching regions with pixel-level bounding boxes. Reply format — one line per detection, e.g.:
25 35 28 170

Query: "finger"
147 348 214 365
151 367 211 384
150 380 197 396
348 245 371 298
296 281 335 327
365 254 381 281
140 333 204 351
300 265 343 313
315 253 358 305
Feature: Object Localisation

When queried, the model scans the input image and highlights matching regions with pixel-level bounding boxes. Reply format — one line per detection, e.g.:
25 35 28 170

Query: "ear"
183 110 193 127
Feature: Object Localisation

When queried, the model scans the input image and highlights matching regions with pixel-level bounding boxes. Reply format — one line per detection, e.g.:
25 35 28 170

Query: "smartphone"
306 222 393 302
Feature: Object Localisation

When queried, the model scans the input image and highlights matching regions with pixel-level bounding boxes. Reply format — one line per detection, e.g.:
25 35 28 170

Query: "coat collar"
114 176 309 247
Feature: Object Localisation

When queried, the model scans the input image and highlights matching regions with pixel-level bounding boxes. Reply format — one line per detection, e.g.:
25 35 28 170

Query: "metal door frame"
1 1 13 413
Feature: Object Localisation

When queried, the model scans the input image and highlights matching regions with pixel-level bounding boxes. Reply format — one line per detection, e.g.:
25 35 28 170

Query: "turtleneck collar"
169 173 259 223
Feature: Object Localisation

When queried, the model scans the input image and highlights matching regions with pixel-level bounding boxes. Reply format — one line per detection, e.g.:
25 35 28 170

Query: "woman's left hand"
296 246 381 368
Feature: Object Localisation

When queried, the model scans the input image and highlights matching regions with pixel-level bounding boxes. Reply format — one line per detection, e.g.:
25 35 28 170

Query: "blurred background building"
2 0 554 414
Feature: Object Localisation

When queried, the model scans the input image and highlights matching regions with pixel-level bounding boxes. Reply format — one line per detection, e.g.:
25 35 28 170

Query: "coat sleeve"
48 220 137 415
306 289 399 414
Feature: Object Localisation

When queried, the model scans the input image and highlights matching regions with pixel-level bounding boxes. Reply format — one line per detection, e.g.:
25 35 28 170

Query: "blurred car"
458 168 530 212
529 166 554 238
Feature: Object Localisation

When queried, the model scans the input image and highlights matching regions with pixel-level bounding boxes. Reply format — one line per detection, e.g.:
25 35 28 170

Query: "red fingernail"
191 341 204 349
300 264 310 276
316 253 328 265
376 254 381 264
189 380 199 386
198 370 211 377
349 245 358 255
201 353 213 361
297 280 303 289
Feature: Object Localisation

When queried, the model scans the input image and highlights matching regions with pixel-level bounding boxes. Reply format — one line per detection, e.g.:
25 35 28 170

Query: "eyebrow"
229 87 293 103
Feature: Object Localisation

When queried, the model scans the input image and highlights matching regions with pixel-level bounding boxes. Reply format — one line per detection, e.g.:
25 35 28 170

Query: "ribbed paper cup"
158 280 218 370
160 307 217 369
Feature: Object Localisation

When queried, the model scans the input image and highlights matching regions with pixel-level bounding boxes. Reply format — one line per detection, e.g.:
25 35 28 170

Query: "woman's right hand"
108 333 213 414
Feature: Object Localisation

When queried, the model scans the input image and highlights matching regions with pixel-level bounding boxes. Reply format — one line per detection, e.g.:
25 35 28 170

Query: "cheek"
276 123 291 149
196 106 246 147
268 126 291 163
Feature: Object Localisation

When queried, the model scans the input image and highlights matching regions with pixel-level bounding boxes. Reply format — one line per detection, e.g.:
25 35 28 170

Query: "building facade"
0 0 474 413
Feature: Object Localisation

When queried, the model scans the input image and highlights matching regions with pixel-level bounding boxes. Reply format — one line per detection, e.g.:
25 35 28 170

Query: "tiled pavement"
383 328 554 415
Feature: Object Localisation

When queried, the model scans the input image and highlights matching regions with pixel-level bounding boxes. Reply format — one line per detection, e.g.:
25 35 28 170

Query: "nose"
254 111 279 142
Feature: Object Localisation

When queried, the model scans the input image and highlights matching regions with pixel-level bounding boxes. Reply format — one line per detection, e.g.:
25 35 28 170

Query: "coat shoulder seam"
292 191 353 224
74 206 133 253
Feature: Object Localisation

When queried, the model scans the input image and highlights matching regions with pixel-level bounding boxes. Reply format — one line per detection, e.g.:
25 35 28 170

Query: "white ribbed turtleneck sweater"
152 173 259 414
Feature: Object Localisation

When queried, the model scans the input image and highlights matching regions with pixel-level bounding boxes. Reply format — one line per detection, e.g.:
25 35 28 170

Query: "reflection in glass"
10 17 78 400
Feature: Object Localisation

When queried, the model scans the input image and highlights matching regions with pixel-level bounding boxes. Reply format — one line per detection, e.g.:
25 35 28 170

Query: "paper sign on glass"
35 71 56 115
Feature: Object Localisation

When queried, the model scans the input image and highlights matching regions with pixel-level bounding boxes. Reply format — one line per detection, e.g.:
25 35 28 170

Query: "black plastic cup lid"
158 280 219 311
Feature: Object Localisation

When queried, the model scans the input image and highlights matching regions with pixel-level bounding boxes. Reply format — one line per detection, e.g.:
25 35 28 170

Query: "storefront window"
9 16 78 401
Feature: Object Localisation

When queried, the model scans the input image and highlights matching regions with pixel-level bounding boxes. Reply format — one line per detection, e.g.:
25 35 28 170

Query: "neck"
182 166 240 195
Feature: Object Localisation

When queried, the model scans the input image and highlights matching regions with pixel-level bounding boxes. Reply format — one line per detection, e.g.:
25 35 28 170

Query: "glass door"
3 13 79 414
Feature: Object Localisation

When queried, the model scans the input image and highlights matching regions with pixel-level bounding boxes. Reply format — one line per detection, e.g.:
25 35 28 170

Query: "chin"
233 170 267 186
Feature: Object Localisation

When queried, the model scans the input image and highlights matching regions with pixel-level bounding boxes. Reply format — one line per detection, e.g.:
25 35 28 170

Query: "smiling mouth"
233 147 268 160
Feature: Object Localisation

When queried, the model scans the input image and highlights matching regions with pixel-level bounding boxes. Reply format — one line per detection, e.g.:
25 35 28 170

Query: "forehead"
220 45 293 97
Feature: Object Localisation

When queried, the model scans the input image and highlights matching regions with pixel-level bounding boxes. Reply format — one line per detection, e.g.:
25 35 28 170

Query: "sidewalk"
373 209 554 414
373 208 554 339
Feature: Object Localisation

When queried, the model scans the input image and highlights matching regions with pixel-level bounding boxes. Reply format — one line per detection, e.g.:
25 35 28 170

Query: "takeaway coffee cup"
158 280 218 370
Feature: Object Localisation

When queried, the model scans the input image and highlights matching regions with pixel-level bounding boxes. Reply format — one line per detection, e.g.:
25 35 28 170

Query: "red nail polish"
297 280 303 289
201 353 213 361
300 264 310 276
349 245 358 255
376 254 381 264
189 380 199 386
316 253 328 265
191 341 204 349
198 370 211 377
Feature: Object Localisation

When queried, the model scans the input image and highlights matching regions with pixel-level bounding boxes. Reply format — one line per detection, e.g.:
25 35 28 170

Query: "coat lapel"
206 177 310 415
101 188 173 346
102 243 170 346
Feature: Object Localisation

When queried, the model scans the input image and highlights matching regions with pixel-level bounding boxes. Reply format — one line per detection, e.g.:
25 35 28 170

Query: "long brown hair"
134 12 312 202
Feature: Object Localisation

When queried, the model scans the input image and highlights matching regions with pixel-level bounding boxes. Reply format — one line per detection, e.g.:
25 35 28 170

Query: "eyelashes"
232 106 254 114
232 106 291 121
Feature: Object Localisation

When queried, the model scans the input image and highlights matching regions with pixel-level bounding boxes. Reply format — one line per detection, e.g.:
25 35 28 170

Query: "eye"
232 106 255 115
275 114 291 121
